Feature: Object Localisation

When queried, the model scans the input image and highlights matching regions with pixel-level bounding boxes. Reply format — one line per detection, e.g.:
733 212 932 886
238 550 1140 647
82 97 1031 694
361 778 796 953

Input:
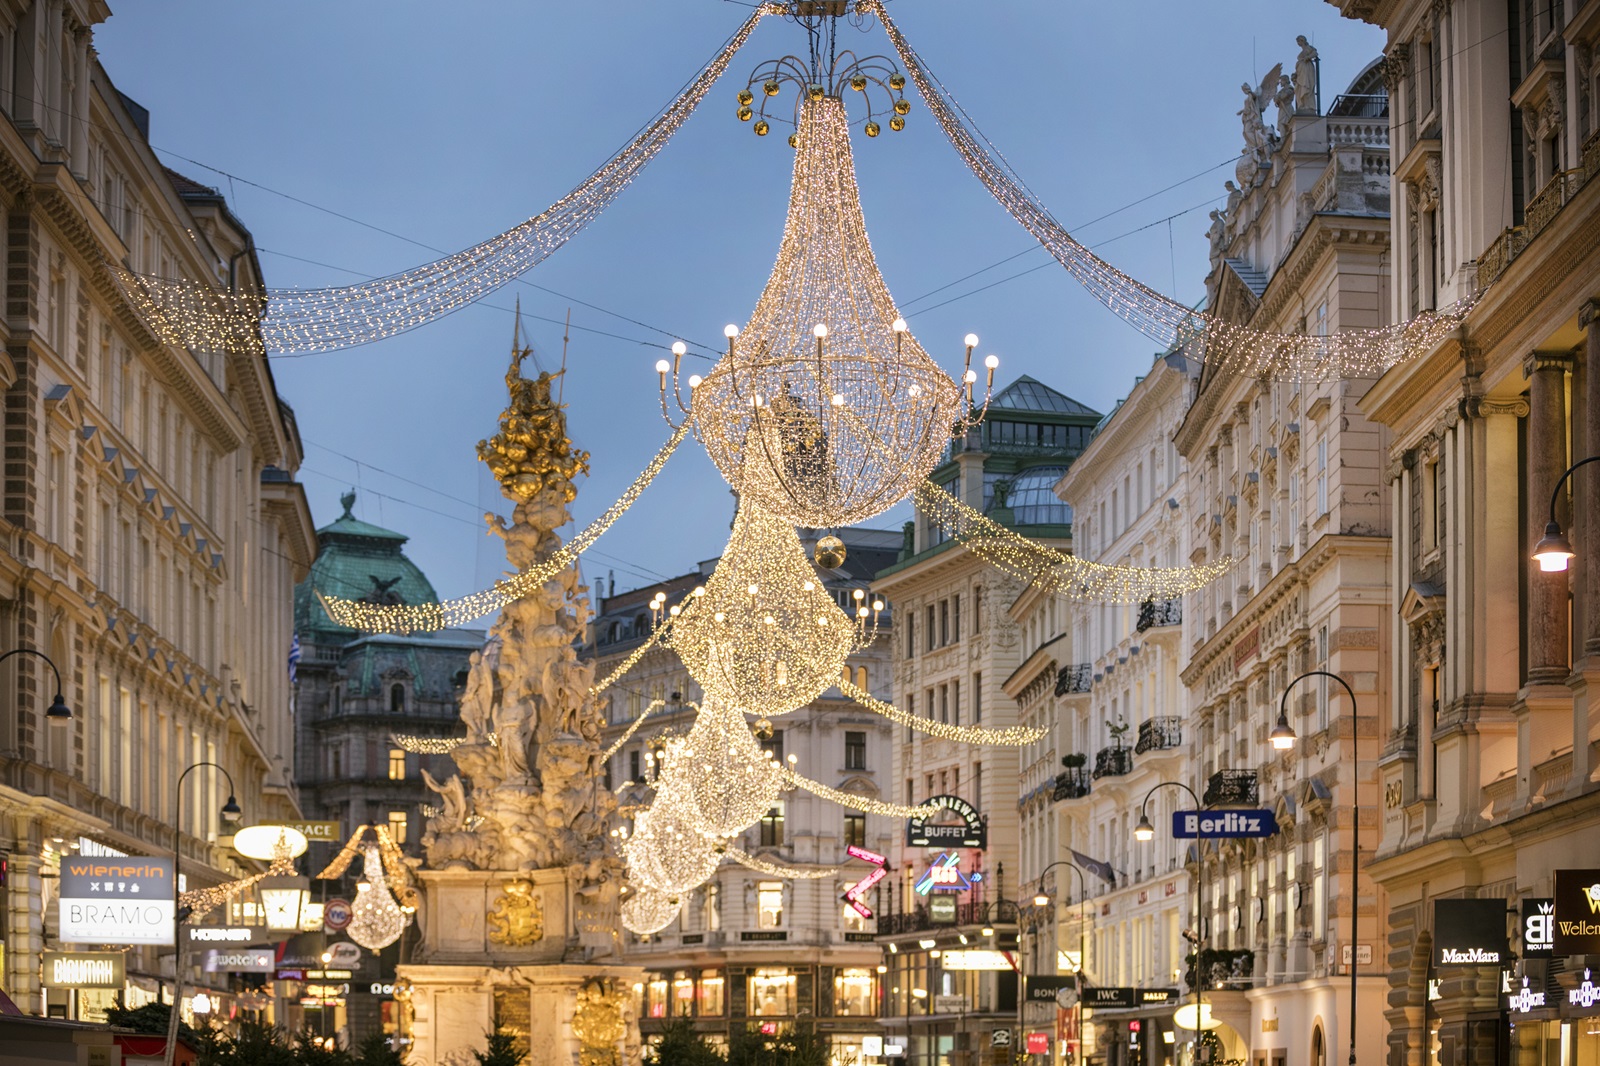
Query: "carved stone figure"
1239 64 1283 162
1294 36 1320 114
1274 74 1296 135
1206 209 1228 268
487 879 545 945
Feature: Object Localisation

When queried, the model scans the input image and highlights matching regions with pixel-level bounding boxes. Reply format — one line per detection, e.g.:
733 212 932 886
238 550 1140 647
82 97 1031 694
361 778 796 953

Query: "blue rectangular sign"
1172 809 1278 839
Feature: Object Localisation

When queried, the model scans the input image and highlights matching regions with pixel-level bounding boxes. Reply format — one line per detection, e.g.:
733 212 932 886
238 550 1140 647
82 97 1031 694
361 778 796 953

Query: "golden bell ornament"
888 72 906 90
894 98 911 116
738 106 753 122
763 79 781 97
814 535 847 570
738 89 754 106
754 120 770 137
864 121 880 138
890 116 905 132
850 74 868 92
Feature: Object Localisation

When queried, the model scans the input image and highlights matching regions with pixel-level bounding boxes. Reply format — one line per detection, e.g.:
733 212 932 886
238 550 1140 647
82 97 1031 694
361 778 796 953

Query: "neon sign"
914 852 982 895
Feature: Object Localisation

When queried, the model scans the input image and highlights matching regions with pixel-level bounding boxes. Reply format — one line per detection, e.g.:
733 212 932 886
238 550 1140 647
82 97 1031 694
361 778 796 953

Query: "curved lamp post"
1532 455 1600 570
1280 669 1365 1066
1029 860 1089 1066
0 647 73 726
163 762 243 1066
1133 781 1205 1064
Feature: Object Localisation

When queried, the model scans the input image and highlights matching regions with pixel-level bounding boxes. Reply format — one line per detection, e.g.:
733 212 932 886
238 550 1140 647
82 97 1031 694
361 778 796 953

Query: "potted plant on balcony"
1062 753 1087 769
1107 717 1129 749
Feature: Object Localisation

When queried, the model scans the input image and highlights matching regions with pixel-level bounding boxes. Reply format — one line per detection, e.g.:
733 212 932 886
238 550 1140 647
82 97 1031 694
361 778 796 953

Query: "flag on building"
1070 849 1116 886
288 632 302 685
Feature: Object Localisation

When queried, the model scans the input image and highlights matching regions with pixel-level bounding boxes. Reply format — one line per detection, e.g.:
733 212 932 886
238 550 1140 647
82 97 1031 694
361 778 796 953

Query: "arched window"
390 684 405 714
1311 1024 1325 1066
855 665 868 690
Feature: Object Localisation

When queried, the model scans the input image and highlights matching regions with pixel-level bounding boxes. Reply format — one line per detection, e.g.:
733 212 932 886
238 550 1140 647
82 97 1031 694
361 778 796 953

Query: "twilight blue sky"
97 3 1382 603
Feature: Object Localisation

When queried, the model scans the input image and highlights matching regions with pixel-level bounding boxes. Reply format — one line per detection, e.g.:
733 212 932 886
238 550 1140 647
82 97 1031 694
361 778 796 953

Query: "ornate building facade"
0 0 313 1020
1328 0 1600 1062
589 525 902 1065
873 377 1101 1066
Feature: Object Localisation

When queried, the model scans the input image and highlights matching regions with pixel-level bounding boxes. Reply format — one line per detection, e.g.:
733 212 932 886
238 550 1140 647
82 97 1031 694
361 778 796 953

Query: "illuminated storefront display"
835 968 875 1016
750 969 797 1017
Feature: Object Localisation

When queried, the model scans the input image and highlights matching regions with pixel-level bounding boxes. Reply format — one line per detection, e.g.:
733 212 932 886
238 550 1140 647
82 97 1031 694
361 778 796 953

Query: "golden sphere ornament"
738 88 754 106
763 79 781 97
738 106 753 122
894 98 911 116
850 74 868 92
888 72 906 90
814 535 847 570
889 116 906 132
807 83 825 101
864 121 881 138
788 134 800 148
754 120 770 137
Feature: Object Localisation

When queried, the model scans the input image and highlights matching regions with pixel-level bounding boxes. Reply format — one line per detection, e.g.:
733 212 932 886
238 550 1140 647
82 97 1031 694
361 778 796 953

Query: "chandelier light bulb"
688 374 703 388
892 317 907 333
655 359 671 374
984 354 1000 369
813 322 829 338
672 341 687 356
831 393 845 406
964 369 978 383
964 333 979 349
724 324 740 338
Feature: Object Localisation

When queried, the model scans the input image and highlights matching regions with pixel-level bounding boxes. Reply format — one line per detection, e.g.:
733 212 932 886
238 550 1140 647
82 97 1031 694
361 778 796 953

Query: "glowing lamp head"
1269 714 1298 750
964 370 978 384
688 374 703 389
984 354 1000 370
831 393 845 406
671 341 687 356
221 795 243 824
1533 522 1575 571
963 333 979 349
1033 893 1051 908
655 359 671 374
813 322 829 339
46 692 72 727
981 926 994 937
891 317 907 333
1133 814 1156 842
724 324 740 339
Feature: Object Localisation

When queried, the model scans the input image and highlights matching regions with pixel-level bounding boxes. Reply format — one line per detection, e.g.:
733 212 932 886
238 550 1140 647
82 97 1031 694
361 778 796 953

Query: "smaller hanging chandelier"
654 698 783 839
347 844 408 952
621 884 682 936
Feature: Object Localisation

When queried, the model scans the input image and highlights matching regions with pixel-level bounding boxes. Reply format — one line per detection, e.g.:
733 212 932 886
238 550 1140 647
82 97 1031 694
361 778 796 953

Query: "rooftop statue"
1294 36 1321 114
1239 64 1283 163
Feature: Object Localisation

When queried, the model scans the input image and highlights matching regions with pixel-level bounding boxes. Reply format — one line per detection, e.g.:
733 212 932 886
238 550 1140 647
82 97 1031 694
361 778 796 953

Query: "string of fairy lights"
118 3 784 356
836 677 1045 745
866 0 1479 380
318 420 691 633
180 843 298 922
913 480 1236 603
725 847 839 879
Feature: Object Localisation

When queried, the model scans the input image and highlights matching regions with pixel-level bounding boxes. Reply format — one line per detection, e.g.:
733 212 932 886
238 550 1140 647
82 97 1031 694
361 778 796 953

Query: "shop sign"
58 856 175 945
202 949 276 973
187 926 264 945
847 845 887 866
1025 976 1074 1003
934 994 968 1013
929 896 956 924
844 932 876 942
1083 986 1138 1009
324 898 353 932
1433 899 1507 965
1553 870 1600 956
1522 898 1554 958
915 852 980 895
907 795 985 849
1138 988 1179 1004
939 950 1012 971
41 951 125 988
326 942 362 968
882 1045 905 1057
1025 1033 1050 1055
740 931 787 942
1507 976 1546 1014
1172 810 1277 839
989 1030 1012 1049
1570 969 1600 1011
370 983 396 996
264 820 342 843
861 1037 883 1057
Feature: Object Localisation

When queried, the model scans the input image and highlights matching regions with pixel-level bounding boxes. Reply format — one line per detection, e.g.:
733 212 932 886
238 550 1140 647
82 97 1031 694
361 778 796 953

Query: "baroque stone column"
1526 351 1572 685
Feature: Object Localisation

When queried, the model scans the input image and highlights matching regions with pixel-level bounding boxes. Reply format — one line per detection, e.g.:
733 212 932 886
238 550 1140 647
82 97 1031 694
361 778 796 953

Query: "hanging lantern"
688 96 979 528
347 845 408 951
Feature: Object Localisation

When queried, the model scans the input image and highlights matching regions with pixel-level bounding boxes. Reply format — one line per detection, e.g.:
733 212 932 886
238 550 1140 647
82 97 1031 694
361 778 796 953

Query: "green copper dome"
294 490 440 639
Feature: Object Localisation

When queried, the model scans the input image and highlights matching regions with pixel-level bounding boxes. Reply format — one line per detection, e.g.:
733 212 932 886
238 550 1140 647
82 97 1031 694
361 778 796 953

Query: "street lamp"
1531 455 1600 570
164 762 243 1066
1281 670 1360 1066
0 648 73 726
1132 781 1205 1066
1029 861 1090 1066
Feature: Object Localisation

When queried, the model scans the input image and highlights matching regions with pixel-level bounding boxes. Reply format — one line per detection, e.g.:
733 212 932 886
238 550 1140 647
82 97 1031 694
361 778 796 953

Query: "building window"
939 684 949 724
835 968 875 1016
1316 625 1330 732
841 899 867 932
672 972 695 1017
951 679 960 725
387 748 406 781
330 746 343 779
952 595 961 641
926 605 936 651
844 813 866 849
973 586 983 632
390 684 406 714
759 805 785 847
699 970 725 1016
388 810 408 846
855 664 867 690
757 883 785 929
940 600 949 645
1316 439 1328 516
906 613 915 659
972 673 982 722
845 731 867 771
629 749 641 784
646 977 669 1018
749 967 795 1015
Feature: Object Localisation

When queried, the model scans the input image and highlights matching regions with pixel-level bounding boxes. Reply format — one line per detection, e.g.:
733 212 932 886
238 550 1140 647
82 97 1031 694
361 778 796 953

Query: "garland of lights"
314 825 418 910
665 502 880 719
683 93 992 527
621 884 681 935
867 0 1478 380
620 797 723 898
116 5 783 356
319 420 691 633
914 480 1234 603
780 766 937 818
603 700 666 763
180 848 298 922
724 846 840 879
836 677 1045 745
591 621 671 698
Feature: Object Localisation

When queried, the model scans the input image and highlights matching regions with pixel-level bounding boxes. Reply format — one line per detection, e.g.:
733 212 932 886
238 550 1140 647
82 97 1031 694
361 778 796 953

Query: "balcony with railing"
1055 663 1092 696
1136 599 1182 631
1053 764 1091 801
1203 769 1259 806
1133 716 1183 754
1092 746 1133 779
1477 130 1600 288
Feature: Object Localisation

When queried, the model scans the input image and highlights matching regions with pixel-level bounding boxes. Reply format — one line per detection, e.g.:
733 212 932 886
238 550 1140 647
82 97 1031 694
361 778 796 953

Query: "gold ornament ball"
888 72 906 90
788 133 800 149
763 79 781 97
890 116 906 132
864 121 880 138
738 88 754 106
754 120 770 137
738 106 753 122
807 83 825 101
814 535 847 570
893 98 911 116
850 74 868 92
754 718 774 740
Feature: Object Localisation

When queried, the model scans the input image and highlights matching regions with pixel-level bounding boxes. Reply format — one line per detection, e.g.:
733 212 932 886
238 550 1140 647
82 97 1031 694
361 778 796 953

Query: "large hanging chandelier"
662 84 996 528
656 697 784 839
619 785 722 898
665 502 881 719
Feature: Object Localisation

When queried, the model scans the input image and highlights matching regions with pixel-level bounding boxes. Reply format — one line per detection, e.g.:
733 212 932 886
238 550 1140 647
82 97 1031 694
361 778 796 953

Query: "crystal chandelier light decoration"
656 696 783 839
347 844 408 951
621 884 681 936
619 773 723 898
663 84 996 528
664 502 881 719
